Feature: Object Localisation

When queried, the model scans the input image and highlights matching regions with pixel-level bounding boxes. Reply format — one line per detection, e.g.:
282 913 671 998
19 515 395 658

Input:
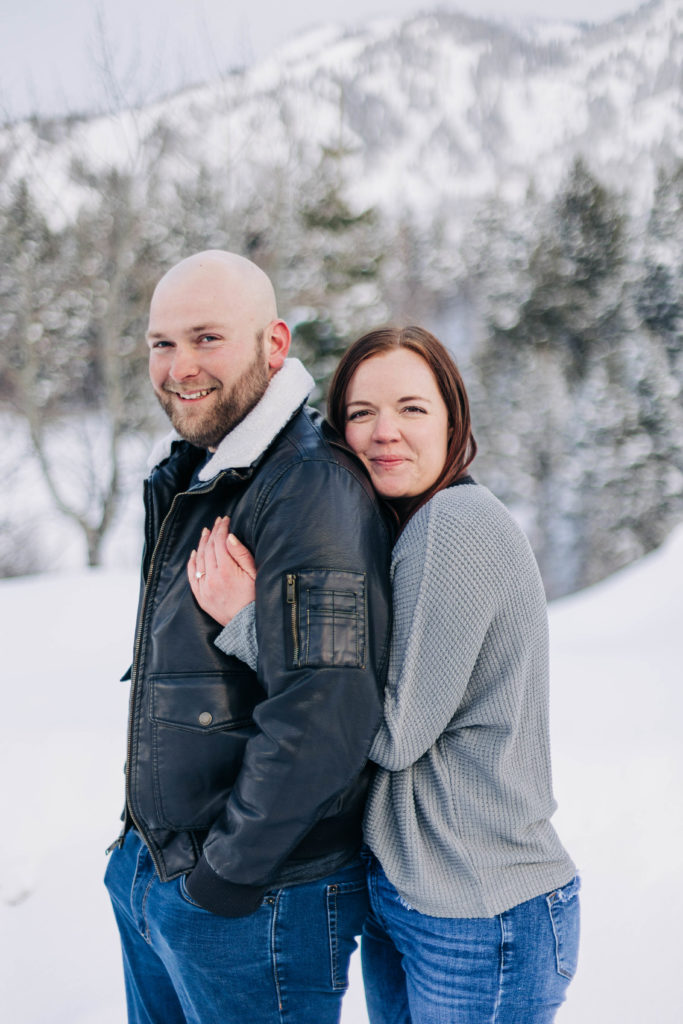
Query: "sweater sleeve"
215 488 527 778
215 603 258 671
369 490 507 772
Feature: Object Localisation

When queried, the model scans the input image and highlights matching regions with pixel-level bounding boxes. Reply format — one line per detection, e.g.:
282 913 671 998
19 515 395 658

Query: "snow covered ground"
1 524 682 1022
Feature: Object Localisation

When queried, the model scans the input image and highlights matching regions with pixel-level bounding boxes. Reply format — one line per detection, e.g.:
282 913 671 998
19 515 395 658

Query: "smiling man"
147 253 275 447
104 251 391 1024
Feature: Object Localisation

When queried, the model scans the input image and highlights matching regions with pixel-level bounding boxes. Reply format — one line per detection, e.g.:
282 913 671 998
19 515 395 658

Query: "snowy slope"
4 0 683 228
0 525 682 1021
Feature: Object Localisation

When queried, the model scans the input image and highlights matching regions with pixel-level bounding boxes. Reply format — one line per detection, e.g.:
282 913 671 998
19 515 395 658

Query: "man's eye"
151 340 172 349
199 335 219 343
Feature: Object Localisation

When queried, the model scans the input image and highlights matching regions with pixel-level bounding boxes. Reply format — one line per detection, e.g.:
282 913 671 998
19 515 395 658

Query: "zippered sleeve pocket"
285 569 367 669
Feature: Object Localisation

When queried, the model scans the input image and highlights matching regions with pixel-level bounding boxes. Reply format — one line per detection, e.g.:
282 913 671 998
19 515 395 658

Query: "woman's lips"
371 456 406 467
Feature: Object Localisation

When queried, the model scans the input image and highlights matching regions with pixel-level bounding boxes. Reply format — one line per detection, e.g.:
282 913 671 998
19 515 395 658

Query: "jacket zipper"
286 573 299 665
118 473 225 865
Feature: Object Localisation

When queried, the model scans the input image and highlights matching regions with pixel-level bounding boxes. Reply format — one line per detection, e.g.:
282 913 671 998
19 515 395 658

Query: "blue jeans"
104 830 368 1023
362 854 580 1024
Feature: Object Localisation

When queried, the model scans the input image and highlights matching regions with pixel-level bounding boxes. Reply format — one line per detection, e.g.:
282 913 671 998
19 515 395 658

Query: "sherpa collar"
146 357 315 479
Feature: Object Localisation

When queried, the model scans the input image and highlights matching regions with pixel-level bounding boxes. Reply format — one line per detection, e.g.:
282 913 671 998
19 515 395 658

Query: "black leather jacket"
120 402 392 917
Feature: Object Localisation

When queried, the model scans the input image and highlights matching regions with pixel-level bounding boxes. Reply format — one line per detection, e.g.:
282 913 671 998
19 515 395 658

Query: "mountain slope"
4 1 683 225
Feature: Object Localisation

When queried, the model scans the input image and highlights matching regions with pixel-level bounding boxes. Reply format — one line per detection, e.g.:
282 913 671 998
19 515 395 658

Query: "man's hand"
188 516 257 625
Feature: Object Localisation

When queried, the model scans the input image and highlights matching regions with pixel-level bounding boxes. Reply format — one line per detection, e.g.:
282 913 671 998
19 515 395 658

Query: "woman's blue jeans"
362 854 580 1024
104 830 368 1024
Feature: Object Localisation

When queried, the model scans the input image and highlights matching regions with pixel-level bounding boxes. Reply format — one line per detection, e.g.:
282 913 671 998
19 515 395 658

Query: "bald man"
104 252 392 1023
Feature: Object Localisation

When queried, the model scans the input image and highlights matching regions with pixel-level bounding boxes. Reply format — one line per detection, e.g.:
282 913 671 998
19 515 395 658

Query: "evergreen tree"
509 157 627 379
0 169 164 566
471 161 638 595
635 163 683 368
287 145 386 397
0 180 62 414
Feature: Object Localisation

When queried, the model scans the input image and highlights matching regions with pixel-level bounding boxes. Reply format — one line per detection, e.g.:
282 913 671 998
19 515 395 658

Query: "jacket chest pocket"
286 569 366 669
148 672 260 830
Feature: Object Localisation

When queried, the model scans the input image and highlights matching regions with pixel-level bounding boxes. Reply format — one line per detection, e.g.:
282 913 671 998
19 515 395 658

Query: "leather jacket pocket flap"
147 673 258 830
149 673 258 733
286 569 366 669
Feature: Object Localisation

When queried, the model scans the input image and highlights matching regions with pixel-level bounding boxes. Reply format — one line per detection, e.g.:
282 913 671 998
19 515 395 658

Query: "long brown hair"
327 325 477 524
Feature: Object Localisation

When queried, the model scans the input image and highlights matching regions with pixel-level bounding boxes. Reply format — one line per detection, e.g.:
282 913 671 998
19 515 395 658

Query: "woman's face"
344 347 450 500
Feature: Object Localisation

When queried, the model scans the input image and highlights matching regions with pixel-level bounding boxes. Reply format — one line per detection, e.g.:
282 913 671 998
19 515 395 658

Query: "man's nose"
169 347 200 381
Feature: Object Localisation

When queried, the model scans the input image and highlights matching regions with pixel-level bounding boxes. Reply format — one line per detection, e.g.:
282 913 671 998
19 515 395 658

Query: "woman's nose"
372 412 400 441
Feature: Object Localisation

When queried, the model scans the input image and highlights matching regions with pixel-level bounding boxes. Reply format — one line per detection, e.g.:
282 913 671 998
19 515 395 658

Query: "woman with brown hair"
190 326 579 1024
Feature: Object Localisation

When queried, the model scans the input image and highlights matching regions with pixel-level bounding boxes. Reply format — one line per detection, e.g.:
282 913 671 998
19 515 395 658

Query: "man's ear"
266 320 291 371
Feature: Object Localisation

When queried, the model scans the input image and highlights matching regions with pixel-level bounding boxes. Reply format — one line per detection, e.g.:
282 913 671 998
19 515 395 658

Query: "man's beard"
156 344 270 449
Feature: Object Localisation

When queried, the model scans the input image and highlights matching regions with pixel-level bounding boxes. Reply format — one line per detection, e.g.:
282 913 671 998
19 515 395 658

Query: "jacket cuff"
185 854 267 918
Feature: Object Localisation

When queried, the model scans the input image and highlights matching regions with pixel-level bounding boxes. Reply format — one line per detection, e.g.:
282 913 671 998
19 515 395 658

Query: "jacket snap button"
198 711 213 726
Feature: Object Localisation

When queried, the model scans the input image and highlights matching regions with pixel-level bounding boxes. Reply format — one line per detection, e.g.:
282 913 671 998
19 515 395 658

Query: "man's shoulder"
259 405 386 513
276 403 326 451
267 405 366 476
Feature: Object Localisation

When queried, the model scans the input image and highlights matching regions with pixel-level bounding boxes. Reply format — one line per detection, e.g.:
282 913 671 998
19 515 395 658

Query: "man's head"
147 251 290 448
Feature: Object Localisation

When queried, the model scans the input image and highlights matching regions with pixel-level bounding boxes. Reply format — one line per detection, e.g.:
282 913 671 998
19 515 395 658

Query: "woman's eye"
403 406 427 414
348 409 371 421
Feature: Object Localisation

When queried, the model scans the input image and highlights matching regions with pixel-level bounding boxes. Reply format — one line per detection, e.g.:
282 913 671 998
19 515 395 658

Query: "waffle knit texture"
216 482 576 918
364 483 575 917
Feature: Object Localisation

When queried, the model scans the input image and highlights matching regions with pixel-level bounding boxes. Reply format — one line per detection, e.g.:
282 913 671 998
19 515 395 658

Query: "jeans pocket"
178 873 208 910
325 878 369 991
546 875 581 980
375 858 416 913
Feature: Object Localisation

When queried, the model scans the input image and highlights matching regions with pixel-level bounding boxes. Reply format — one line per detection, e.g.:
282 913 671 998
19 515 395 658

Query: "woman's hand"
187 516 257 626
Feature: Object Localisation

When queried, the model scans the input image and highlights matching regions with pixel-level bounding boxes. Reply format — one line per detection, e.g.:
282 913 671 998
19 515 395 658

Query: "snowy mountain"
4 0 683 225
2 0 682 599
1 525 682 1022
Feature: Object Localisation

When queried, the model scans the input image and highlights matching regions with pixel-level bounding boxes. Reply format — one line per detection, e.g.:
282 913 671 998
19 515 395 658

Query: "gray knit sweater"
216 482 575 918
